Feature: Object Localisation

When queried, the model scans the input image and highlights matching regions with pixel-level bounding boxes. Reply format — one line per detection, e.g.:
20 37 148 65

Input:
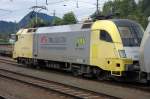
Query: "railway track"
0 58 118 99
0 57 150 99
0 57 150 91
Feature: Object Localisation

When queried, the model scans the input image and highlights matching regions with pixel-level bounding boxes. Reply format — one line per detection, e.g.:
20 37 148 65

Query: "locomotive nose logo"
40 35 48 44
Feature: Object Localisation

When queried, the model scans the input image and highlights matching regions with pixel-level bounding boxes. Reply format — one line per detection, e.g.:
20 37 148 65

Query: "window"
113 20 144 46
27 29 37 33
118 26 143 46
100 30 113 42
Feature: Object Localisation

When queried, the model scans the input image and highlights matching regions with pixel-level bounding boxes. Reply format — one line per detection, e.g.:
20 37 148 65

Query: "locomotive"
13 19 147 82
140 17 150 82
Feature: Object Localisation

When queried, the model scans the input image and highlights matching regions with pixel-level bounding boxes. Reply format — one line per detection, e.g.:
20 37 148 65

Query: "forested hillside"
102 0 150 29
0 11 55 39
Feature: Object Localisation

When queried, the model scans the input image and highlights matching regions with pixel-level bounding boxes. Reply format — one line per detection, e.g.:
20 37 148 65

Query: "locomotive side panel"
33 29 91 65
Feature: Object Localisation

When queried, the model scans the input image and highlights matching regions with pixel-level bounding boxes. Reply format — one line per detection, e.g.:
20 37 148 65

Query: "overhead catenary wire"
0 9 12 12
0 0 110 21
46 0 67 5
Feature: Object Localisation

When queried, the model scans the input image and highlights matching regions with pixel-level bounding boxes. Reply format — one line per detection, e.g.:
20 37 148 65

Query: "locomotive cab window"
114 20 144 46
100 30 113 42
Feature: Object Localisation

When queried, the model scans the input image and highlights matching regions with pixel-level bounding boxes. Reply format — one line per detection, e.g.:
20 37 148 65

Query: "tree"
141 0 150 17
62 12 77 25
52 17 63 26
27 17 49 28
101 0 149 29
102 1 114 15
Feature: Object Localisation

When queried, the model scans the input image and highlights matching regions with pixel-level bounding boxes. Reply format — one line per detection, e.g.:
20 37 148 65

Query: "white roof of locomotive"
36 23 90 34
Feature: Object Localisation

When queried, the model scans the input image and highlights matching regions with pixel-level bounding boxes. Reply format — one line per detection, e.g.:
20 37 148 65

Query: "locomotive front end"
113 20 144 80
114 19 144 71
91 19 144 80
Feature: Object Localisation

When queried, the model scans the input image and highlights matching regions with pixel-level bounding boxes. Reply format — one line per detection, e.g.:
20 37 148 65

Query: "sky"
0 0 110 22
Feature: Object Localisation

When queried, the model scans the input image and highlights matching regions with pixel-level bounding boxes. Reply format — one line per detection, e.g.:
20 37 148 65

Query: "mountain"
0 11 56 37
0 21 17 34
19 11 55 28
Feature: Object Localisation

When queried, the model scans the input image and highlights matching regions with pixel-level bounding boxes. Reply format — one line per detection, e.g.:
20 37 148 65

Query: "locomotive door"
91 29 117 70
33 33 38 58
99 29 117 70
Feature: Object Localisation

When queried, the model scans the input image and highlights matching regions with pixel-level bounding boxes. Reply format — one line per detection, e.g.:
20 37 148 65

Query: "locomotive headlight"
118 50 126 58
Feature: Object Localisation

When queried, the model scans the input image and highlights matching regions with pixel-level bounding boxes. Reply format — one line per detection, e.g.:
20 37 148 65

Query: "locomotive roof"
36 23 91 34
111 19 140 26
19 19 141 35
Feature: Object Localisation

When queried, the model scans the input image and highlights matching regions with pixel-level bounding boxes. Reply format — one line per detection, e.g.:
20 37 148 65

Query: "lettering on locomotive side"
40 35 48 44
75 37 86 49
39 35 67 50
40 35 66 44
48 37 66 44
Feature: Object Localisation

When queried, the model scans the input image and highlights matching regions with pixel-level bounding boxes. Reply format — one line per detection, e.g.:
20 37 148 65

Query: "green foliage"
62 12 77 25
102 1 113 15
141 0 150 16
139 0 150 28
100 0 150 29
28 12 77 27
52 12 77 26
27 17 49 28
52 17 63 26
102 0 137 18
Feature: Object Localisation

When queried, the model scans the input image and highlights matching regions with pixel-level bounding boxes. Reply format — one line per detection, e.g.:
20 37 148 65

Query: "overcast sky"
0 0 111 22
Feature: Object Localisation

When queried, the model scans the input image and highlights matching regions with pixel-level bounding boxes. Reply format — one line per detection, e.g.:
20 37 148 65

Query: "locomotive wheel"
71 65 81 77
95 69 110 80
17 58 20 64
72 69 80 76
95 69 103 80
